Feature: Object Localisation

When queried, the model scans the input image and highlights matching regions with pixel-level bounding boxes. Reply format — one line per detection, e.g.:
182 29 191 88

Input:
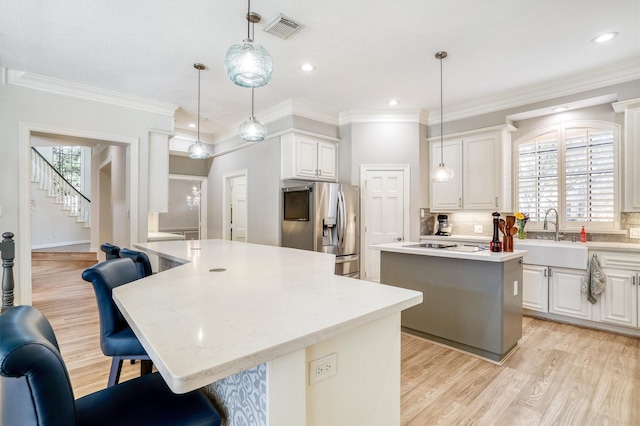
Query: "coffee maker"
435 214 452 236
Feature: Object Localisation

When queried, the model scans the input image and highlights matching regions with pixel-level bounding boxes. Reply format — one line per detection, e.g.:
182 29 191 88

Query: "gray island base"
378 246 525 363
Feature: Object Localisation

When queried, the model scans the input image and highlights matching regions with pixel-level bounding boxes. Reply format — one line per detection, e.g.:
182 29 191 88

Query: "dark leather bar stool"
0 305 222 426
119 248 153 278
100 242 120 260
82 258 152 387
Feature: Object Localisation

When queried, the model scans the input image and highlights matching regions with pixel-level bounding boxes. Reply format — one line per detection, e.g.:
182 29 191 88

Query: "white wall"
0 77 174 304
30 181 91 248
207 136 282 246
345 121 423 240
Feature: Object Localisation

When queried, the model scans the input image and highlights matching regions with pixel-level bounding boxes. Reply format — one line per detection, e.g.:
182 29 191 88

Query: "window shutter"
517 131 558 222
564 128 614 223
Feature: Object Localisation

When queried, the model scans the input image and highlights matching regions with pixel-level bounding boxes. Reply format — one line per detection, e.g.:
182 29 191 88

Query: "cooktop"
403 243 457 249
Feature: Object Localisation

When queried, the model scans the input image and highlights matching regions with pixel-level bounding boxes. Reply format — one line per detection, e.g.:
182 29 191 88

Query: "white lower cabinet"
522 265 548 313
549 267 591 320
592 249 640 328
599 269 637 327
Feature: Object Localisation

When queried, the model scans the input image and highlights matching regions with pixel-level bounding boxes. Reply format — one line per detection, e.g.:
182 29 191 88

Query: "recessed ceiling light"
552 106 570 113
592 32 618 44
387 99 399 106
300 63 314 71
188 123 196 128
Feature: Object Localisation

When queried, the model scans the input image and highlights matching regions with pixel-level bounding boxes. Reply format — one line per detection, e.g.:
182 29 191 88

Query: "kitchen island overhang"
372 242 527 363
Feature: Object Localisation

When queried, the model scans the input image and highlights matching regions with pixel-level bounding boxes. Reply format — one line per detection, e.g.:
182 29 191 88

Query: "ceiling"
1 0 639 139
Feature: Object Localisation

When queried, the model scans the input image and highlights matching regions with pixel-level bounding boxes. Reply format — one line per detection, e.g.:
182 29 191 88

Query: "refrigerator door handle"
338 189 346 250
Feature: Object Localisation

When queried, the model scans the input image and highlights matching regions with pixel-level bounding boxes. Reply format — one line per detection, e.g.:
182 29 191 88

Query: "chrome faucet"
543 208 559 241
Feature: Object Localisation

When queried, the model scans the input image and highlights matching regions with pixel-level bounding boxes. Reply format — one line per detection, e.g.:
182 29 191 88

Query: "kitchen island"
372 242 526 363
113 239 422 426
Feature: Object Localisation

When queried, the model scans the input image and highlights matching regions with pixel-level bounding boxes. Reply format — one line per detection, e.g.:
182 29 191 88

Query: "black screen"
283 190 310 221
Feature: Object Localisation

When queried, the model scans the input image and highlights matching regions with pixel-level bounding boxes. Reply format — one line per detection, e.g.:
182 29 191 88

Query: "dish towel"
583 253 606 304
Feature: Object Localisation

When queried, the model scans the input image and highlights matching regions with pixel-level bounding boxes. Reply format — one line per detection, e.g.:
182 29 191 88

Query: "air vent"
263 14 302 39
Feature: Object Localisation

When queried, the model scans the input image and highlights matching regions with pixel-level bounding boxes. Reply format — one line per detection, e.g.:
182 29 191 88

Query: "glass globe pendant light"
240 89 267 141
224 0 273 88
431 51 454 182
188 63 211 160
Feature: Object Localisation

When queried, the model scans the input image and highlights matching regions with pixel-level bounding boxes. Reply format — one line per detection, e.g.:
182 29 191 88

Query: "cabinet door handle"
549 268 552 277
544 268 547 277
495 197 498 208
458 198 462 207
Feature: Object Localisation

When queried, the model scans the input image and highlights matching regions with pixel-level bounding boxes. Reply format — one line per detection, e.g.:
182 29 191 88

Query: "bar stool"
119 248 153 278
100 242 120 260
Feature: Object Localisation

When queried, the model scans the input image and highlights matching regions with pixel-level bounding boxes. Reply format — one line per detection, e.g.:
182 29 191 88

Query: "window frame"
513 120 621 232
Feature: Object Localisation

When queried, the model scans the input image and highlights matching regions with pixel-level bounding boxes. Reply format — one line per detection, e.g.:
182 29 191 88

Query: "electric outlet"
513 281 518 296
630 227 640 239
309 353 336 385
474 225 483 233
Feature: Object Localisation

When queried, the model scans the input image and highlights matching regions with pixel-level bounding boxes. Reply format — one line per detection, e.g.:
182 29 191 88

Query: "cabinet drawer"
591 251 640 270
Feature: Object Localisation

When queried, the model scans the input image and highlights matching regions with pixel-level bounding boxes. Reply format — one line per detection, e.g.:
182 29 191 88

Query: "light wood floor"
32 257 640 424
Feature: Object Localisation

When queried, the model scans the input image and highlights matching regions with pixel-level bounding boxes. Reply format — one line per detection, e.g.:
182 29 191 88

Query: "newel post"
1 232 15 312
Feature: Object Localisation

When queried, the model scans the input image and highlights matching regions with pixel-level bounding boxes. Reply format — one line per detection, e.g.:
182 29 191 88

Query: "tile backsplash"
420 209 640 244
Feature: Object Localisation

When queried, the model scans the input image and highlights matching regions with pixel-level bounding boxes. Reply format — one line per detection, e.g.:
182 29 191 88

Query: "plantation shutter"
564 128 615 222
516 121 618 230
517 131 558 223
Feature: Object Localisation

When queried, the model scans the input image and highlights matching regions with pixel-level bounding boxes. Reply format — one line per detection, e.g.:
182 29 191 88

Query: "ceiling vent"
263 14 302 39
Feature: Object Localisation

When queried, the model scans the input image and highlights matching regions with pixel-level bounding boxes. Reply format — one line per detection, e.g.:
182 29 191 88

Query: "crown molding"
339 108 428 126
428 58 640 126
212 99 340 144
4 68 179 116
612 97 640 113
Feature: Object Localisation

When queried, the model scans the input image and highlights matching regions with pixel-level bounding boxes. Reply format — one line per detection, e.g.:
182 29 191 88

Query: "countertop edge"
371 242 526 262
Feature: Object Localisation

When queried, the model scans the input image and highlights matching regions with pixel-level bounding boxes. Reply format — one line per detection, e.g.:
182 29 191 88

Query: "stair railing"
1 232 15 312
31 148 91 227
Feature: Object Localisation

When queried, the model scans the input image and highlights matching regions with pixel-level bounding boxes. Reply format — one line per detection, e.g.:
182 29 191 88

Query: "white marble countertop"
113 239 422 394
419 234 640 253
371 242 526 262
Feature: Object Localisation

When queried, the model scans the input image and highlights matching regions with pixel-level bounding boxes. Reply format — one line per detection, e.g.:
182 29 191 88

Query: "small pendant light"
431 51 454 182
240 88 267 141
188 63 210 160
224 0 273 88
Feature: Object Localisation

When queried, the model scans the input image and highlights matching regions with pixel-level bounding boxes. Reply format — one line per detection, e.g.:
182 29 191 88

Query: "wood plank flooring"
31 256 640 424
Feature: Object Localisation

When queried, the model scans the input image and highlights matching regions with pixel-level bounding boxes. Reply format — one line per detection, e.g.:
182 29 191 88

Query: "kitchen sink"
514 239 588 269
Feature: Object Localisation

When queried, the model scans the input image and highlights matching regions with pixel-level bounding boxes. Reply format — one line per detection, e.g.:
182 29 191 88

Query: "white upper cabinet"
430 139 463 210
281 132 338 182
429 124 515 212
613 98 640 212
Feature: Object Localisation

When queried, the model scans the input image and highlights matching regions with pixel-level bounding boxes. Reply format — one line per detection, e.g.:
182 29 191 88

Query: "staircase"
31 147 91 229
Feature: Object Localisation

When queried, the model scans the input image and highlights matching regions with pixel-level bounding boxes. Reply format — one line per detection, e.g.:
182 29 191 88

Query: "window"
515 121 619 230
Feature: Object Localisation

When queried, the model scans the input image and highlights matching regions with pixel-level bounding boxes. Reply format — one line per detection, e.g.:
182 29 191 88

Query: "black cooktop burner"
404 243 457 249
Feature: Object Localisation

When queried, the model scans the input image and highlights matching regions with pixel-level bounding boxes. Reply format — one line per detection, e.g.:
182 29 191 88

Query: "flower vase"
517 227 527 239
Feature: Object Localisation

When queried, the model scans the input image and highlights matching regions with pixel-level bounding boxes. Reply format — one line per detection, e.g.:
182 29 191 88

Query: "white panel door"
430 139 462 211
549 267 591 320
363 169 405 283
599 268 637 327
522 265 548 313
296 137 318 178
231 175 247 242
317 141 337 180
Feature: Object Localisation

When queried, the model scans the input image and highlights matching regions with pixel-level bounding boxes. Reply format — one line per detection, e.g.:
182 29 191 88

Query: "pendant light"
431 51 454 183
188 63 210 160
239 19 267 142
224 0 273 88
240 88 267 141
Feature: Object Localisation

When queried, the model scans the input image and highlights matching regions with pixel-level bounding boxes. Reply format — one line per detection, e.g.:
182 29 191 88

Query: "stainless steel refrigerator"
281 182 359 278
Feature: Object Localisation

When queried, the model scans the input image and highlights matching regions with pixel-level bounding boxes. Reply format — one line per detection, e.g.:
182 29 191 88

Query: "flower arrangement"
515 212 530 239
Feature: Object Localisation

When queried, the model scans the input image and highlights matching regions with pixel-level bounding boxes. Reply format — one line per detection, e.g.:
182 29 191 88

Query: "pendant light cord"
197 66 201 144
247 0 251 40
439 54 444 166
